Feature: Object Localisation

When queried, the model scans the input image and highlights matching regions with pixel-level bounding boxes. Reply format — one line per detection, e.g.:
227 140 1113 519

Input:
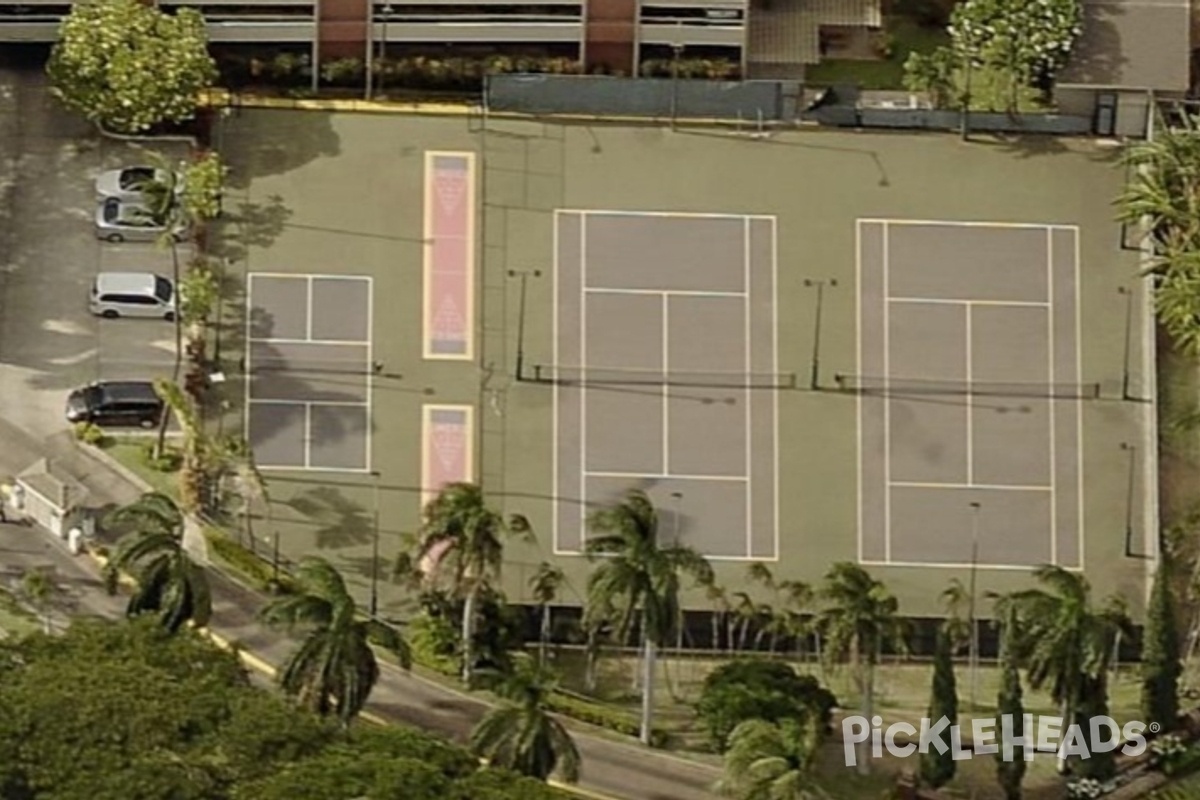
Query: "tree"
948 0 1083 89
585 489 713 745
696 660 837 753
919 628 958 788
530 561 564 667
259 556 411 724
46 0 216 134
817 562 907 775
1115 119 1200 354
18 567 62 635
717 718 828 800
994 598 1027 800
415 482 524 684
1142 557 1182 732
102 491 212 633
1008 565 1129 774
469 658 581 782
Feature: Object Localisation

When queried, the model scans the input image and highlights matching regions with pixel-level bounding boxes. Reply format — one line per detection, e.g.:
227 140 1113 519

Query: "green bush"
139 441 182 473
695 660 838 752
72 421 108 446
319 57 364 86
638 58 740 80
409 612 460 676
345 726 478 779
204 528 296 594
545 690 668 748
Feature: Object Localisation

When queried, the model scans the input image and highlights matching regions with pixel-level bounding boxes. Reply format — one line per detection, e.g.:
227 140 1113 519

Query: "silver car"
94 166 179 203
94 197 186 243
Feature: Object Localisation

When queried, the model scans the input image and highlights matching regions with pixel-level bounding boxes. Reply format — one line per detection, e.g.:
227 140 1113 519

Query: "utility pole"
508 269 541 380
370 470 382 617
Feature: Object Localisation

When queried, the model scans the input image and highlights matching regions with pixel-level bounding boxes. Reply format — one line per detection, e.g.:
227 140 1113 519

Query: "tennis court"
548 210 784 560
245 273 374 472
851 220 1086 569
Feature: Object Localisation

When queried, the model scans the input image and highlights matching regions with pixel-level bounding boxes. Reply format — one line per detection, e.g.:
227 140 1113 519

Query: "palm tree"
1007 565 1130 774
701 579 731 652
717 718 828 800
585 489 713 745
260 556 411 724
732 591 758 652
19 567 61 634
414 482 524 684
530 561 564 667
817 562 907 775
469 658 581 782
102 491 211 633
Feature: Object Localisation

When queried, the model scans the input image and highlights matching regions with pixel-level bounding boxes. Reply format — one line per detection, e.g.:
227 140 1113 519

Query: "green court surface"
214 109 1152 620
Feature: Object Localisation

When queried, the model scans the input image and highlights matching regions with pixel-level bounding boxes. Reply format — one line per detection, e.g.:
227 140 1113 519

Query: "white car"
94 197 187 243
94 166 181 202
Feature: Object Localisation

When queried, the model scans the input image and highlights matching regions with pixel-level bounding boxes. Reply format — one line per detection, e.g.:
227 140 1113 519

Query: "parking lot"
0 66 188 440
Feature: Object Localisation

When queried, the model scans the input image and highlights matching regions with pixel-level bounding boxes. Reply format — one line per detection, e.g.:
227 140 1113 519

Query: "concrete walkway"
0 418 721 800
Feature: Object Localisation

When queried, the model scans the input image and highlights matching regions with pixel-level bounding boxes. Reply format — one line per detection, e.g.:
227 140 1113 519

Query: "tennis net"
528 365 797 389
834 374 1101 399
244 356 375 376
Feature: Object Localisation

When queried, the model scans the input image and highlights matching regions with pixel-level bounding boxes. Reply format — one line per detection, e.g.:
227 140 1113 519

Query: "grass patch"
99 436 182 499
806 18 949 90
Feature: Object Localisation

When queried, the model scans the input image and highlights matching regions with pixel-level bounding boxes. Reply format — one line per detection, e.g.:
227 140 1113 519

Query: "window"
155 277 173 303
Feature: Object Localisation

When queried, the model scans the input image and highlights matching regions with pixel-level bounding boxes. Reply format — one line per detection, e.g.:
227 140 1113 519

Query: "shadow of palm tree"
283 485 372 549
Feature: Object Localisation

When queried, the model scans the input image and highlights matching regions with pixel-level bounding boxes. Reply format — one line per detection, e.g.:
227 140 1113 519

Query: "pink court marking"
421 405 475 510
424 153 474 359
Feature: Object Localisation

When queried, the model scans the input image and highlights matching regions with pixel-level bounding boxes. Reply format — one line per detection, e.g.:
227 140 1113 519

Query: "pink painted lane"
423 152 475 359
419 405 474 576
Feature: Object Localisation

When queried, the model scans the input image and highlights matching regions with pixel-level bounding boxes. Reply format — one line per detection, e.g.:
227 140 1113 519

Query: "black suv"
65 381 164 428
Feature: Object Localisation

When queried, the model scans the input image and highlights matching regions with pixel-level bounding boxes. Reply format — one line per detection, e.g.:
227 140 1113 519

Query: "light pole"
967 501 981 712
508 269 541 381
370 470 382 617
379 3 392 95
960 53 972 142
364 2 375 100
670 43 685 131
1119 286 1134 400
803 278 837 390
271 530 281 584
671 491 684 653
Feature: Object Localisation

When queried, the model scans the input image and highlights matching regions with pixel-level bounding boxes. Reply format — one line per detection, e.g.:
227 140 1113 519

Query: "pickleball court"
851 220 1090 569
549 210 785 560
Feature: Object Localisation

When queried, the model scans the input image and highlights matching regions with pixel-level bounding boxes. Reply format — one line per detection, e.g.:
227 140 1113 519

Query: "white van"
89 272 176 320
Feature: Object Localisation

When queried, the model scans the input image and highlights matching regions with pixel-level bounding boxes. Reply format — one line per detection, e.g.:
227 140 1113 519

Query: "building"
0 0 882 78
1055 0 1192 137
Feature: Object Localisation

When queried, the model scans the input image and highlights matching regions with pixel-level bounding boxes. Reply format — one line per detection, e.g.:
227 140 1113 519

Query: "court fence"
484 74 802 122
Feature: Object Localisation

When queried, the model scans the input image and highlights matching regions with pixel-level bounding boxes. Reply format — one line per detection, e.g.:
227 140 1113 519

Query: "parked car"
89 272 175 321
65 381 164 428
94 166 181 203
94 197 186 243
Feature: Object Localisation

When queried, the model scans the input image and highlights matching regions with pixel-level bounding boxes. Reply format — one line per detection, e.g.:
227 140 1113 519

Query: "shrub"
203 527 296 594
409 612 460 676
320 57 364 86
696 660 838 752
545 691 668 748
72 422 108 446
346 725 478 778
140 441 182 473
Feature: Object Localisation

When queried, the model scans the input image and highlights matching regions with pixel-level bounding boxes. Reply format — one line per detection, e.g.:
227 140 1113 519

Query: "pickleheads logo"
841 715 1151 767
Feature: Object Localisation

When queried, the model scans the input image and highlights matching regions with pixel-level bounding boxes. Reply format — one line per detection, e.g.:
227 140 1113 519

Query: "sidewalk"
0 419 722 800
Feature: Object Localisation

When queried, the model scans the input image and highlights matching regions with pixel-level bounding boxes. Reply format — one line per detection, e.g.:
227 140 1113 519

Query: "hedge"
545 690 668 748
203 527 297 595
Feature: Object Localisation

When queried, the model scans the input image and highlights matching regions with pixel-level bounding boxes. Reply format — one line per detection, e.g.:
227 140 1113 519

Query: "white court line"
365 275 375 474
303 402 312 469
858 218 1079 232
889 481 1052 492
662 294 670 475
567 208 775 222
584 287 747 299
861 559 1081 572
966 303 973 484
552 211 561 554
887 297 1050 308
248 398 369 408
578 213 589 548
243 272 254 467
247 271 368 281
883 221 892 562
770 216 780 562
743 216 753 559
1074 227 1085 569
585 471 749 482
245 336 372 346
1047 229 1058 566
855 220 864 563
257 464 371 475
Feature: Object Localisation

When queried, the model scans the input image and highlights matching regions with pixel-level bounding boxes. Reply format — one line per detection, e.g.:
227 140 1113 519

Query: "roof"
16 458 88 511
95 272 159 294
1057 0 1191 92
